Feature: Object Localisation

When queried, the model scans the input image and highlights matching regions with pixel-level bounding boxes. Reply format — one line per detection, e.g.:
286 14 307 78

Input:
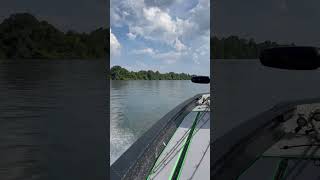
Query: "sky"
0 0 108 33
110 0 210 76
212 0 320 46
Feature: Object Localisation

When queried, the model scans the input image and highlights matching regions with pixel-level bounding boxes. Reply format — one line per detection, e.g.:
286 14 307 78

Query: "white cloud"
125 6 181 49
154 51 184 64
127 32 137 40
132 48 184 64
190 31 210 65
192 53 200 64
174 38 187 51
111 0 187 49
143 7 176 33
190 0 210 32
111 0 210 66
132 48 155 55
110 29 121 56
144 0 178 8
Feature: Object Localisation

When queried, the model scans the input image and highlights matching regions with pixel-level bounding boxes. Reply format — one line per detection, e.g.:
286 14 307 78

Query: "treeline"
211 36 295 59
0 13 108 59
110 66 194 80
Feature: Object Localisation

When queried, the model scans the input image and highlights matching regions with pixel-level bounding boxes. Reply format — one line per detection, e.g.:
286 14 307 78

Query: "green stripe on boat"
169 111 201 180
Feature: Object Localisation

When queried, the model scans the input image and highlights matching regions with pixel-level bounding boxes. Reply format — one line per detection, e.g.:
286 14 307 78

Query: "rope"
149 106 210 179
151 101 210 173
188 141 210 180
152 107 209 173
150 111 209 179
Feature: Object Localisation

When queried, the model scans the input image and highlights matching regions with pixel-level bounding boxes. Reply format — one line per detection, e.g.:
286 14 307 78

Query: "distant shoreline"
110 79 192 81
110 66 196 80
211 36 295 59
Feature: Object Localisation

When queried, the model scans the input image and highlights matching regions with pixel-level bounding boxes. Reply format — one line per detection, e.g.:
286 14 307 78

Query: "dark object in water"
191 76 210 84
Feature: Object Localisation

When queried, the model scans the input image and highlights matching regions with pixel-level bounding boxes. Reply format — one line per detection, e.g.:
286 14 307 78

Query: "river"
0 60 107 180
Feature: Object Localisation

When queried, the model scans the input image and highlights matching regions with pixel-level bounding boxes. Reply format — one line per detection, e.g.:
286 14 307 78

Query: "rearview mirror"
259 46 320 70
191 76 210 84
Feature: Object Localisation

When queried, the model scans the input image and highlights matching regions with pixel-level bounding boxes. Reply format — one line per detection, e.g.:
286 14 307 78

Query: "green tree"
110 66 193 80
0 13 108 60
211 36 294 59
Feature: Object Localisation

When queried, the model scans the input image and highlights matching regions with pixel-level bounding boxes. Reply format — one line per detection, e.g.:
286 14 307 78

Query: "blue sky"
110 0 210 76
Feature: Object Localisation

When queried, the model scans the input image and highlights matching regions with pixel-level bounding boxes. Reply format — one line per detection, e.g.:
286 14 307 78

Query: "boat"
213 46 320 179
110 77 210 180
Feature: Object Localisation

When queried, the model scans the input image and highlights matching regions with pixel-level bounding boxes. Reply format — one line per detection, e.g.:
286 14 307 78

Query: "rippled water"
110 80 209 164
0 60 107 180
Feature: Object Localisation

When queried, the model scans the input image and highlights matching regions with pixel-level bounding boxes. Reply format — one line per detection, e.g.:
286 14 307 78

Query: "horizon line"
110 65 205 76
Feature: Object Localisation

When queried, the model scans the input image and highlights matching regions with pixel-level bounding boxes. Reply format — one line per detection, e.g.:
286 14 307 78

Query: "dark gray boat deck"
263 103 320 159
237 102 320 179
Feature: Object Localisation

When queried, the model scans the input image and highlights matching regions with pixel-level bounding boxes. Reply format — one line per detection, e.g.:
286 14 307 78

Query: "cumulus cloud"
110 29 121 56
143 7 176 33
111 0 189 48
111 0 209 65
131 6 183 49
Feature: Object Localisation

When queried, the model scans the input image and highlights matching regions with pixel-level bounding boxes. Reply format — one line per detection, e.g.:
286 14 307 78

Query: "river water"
0 60 107 180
